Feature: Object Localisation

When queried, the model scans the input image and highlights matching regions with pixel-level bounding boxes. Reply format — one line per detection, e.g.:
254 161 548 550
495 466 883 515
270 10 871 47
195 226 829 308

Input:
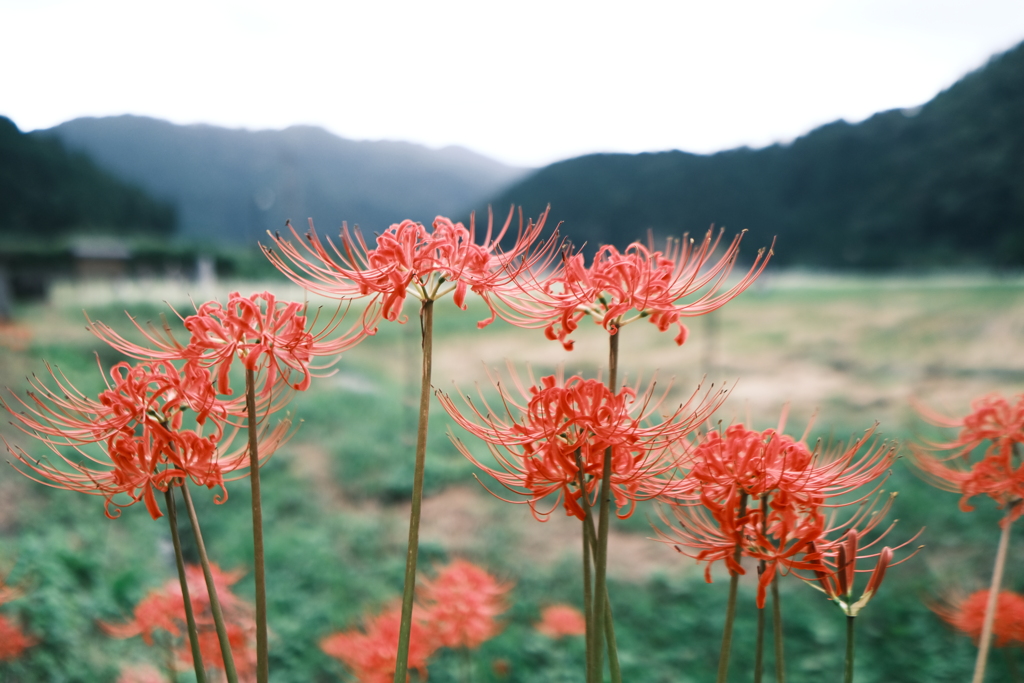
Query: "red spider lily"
439 366 725 521
659 416 901 607
104 564 255 680
4 359 291 519
419 560 510 650
535 604 587 639
320 604 437 683
498 229 771 350
910 393 1024 522
2 360 221 448
264 207 561 328
87 291 363 399
934 589 1024 647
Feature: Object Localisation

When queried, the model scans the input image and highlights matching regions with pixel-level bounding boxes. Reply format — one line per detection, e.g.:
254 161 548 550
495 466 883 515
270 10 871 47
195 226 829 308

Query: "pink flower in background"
419 560 510 650
320 604 437 683
535 604 587 639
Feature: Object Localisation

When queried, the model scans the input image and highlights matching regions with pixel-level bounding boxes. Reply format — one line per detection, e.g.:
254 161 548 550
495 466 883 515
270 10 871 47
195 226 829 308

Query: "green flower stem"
165 487 207 683
394 298 434 683
716 491 748 683
583 497 621 683
772 575 787 683
578 455 595 683
845 616 856 683
755 581 765 683
245 367 269 683
181 483 239 683
592 330 621 681
973 512 1015 683
755 495 769 683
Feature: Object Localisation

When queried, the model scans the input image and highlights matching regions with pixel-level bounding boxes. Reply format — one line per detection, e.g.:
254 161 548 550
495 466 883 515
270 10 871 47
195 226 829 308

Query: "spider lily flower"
910 393 1024 522
87 291 364 398
535 604 587 639
933 589 1024 647
320 603 437 683
0 580 34 662
418 560 510 651
263 207 562 328
4 360 291 519
497 229 772 350
439 366 725 521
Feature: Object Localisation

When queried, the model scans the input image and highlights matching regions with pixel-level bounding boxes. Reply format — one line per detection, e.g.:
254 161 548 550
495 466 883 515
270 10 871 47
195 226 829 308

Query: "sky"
2 0 1024 168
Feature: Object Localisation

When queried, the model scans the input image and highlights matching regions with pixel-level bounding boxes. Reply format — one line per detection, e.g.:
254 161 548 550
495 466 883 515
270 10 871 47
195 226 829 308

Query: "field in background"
1 272 1023 682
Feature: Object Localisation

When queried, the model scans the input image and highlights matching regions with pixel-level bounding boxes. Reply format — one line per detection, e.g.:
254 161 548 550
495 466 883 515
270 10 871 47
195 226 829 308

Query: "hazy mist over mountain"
40 116 529 245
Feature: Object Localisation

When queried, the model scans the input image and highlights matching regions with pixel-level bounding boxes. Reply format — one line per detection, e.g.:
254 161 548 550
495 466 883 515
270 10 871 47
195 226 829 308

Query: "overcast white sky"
2 0 1023 167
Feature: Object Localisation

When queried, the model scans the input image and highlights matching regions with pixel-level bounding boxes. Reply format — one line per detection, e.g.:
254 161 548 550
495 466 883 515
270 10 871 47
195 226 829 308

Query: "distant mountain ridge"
485 41 1024 268
40 116 529 245
0 116 174 239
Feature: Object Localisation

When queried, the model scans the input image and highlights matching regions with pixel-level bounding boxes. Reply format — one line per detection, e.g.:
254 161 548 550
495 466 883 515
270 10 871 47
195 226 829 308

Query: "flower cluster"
440 367 724 521
499 229 772 350
418 559 511 650
934 589 1024 647
3 358 290 519
911 393 1024 522
265 208 561 327
1 290 350 519
662 420 904 608
320 560 508 681
103 563 256 680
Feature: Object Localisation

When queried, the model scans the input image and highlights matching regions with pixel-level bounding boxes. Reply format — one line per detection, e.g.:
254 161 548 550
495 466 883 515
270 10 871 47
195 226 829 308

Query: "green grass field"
1 272 1023 682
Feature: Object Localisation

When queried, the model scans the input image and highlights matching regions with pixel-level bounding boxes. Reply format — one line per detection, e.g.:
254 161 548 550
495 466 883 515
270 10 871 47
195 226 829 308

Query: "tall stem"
716 491 748 683
772 575 786 683
593 330 621 679
245 367 269 683
845 616 856 683
394 299 434 683
181 484 239 683
578 454 595 683
165 487 207 683
973 512 1015 683
755 495 768 683
583 498 621 683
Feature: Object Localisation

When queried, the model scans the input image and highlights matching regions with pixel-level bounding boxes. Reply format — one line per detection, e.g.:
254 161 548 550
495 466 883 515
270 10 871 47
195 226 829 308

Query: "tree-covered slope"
0 116 175 238
41 116 528 245
487 42 1024 268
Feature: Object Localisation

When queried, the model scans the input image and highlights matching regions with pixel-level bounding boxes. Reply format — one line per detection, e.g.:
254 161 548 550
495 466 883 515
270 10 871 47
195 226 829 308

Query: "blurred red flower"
320 604 437 683
934 589 1024 647
0 614 34 661
419 560 510 650
535 604 587 639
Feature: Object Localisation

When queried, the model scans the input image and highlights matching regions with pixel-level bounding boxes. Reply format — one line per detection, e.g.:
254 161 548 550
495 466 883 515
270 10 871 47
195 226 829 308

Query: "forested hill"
487 41 1024 269
0 116 175 239
40 116 528 245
